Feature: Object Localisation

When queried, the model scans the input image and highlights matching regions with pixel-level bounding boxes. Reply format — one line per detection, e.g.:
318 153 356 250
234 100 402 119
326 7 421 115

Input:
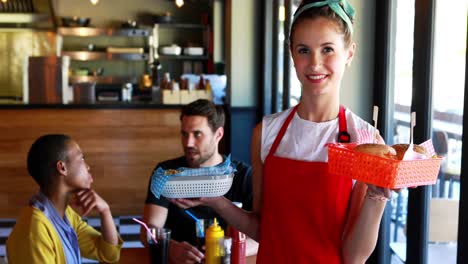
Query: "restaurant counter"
117 247 257 264
0 105 183 218
0 102 185 109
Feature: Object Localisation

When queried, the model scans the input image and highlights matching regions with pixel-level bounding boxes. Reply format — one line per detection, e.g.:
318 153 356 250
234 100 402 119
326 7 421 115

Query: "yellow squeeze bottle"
205 218 224 264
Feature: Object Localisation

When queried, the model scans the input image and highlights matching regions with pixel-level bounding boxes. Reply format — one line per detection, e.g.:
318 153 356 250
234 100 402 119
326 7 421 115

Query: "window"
289 1 301 107
389 2 415 262
389 0 466 263
427 1 466 262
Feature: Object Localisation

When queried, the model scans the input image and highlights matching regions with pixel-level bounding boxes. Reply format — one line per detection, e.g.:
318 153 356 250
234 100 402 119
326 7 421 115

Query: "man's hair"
27 134 72 190
180 99 225 132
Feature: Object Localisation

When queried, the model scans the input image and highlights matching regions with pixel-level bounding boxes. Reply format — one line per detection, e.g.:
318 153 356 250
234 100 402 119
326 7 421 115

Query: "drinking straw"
132 218 157 244
185 210 204 237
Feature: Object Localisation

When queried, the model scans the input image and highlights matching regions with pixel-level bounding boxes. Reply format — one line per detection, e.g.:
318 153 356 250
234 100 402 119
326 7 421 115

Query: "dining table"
115 247 257 263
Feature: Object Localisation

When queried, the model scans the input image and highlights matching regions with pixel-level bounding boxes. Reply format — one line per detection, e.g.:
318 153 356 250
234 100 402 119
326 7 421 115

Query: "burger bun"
353 143 397 159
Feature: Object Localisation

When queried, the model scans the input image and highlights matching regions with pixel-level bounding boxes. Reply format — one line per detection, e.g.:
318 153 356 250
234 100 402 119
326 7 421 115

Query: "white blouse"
261 107 375 163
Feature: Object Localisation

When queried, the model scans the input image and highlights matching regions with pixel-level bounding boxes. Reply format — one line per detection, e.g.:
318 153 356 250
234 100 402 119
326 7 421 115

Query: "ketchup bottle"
229 202 246 264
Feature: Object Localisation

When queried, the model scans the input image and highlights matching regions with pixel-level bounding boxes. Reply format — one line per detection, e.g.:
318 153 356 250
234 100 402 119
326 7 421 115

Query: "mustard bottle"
205 79 212 92
205 218 224 264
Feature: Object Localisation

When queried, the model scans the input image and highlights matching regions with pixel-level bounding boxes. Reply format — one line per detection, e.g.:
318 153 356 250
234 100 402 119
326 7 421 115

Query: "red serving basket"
327 143 443 189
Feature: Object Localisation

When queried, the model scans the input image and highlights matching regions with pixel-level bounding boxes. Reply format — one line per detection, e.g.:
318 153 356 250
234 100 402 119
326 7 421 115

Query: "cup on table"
147 227 171 264
195 219 211 253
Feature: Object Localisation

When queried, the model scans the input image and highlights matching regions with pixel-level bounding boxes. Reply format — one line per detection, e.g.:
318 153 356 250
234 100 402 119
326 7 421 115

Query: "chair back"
432 130 449 156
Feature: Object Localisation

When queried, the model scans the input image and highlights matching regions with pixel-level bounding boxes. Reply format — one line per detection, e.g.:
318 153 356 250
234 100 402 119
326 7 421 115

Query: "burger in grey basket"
141 99 257 264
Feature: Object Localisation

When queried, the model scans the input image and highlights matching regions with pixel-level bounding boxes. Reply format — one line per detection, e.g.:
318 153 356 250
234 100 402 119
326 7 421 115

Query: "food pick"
403 112 417 160
373 106 379 143
410 112 415 144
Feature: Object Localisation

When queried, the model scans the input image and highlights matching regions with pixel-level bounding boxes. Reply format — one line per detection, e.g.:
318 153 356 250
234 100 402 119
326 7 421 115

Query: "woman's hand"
74 189 110 216
73 189 119 245
169 240 204 264
366 184 392 198
365 184 403 202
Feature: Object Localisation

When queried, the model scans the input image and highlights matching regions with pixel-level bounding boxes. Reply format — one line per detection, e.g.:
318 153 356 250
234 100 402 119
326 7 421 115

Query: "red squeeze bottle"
229 202 246 264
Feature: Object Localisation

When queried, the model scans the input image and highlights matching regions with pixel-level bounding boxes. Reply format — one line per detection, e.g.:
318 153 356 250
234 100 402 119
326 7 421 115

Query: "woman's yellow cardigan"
6 206 123 263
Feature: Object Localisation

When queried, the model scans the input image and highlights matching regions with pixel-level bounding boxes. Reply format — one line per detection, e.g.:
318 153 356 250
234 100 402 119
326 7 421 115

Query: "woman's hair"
27 134 72 190
180 99 225 132
289 0 354 47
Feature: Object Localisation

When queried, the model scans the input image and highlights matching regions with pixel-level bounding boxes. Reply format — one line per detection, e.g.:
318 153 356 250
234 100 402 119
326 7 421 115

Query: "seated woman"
7 134 122 263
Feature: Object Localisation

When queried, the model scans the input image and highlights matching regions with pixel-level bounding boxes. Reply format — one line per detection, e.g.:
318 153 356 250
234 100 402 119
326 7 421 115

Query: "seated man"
7 134 122 263
141 99 256 263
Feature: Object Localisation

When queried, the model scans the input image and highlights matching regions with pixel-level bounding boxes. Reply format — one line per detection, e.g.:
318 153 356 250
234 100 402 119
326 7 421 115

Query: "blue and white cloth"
30 192 81 264
150 155 237 198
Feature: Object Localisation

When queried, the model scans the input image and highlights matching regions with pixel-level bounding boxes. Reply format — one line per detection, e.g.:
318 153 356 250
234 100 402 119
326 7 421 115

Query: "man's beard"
186 147 216 167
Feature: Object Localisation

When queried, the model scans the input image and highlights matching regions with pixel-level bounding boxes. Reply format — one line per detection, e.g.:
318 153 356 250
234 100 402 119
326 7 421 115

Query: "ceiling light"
175 0 184 8
90 0 99 5
279 6 285 22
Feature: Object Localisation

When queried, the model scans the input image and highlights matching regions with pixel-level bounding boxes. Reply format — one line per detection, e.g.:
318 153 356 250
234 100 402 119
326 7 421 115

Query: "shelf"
69 75 138 84
58 27 151 37
0 13 49 23
158 55 209 60
155 23 209 30
62 51 149 61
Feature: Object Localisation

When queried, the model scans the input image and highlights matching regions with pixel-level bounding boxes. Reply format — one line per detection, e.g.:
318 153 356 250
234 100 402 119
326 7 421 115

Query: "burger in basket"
391 143 429 160
150 155 237 199
328 140 442 189
353 143 429 160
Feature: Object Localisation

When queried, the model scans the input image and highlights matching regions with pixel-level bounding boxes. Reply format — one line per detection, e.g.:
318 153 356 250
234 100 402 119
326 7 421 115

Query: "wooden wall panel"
0 108 183 218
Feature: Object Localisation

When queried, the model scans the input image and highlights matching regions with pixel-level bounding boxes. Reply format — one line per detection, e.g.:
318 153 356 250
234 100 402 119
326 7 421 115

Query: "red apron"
257 105 352 264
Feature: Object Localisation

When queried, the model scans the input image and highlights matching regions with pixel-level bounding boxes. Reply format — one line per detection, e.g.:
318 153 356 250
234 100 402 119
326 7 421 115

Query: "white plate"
160 45 181 55
183 47 203 56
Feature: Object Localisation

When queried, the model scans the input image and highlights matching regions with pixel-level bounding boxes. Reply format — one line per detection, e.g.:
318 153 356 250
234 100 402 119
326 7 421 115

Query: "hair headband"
292 0 355 34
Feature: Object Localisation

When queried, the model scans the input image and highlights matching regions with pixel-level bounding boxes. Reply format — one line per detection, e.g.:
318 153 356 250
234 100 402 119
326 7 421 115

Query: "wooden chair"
431 130 449 198
429 198 459 242
390 198 459 262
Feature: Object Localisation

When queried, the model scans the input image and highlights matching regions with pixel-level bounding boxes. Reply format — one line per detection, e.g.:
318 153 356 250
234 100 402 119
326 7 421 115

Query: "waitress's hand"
169 197 224 210
169 240 204 264
365 184 394 201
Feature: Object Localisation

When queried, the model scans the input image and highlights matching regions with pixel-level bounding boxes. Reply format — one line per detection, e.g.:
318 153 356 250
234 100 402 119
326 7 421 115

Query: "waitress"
171 0 392 263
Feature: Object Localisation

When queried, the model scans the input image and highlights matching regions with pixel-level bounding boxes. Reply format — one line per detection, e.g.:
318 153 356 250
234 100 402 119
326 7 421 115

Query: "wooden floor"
0 108 183 218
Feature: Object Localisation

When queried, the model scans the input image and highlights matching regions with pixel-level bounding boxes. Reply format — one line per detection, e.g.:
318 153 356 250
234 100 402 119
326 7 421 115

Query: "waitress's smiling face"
180 115 222 167
291 17 355 97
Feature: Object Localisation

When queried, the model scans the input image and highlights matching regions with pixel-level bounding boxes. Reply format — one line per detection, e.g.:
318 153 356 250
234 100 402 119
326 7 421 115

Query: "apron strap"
267 105 351 157
337 105 351 143
267 105 299 157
